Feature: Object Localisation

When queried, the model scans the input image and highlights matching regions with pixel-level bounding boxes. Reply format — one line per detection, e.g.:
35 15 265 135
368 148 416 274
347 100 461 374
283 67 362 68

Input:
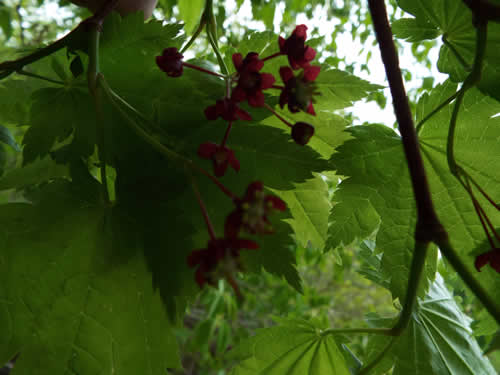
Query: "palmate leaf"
0 181 180 374
327 82 500 303
22 87 96 164
366 275 496 375
177 0 204 34
0 156 68 190
271 175 330 250
394 0 500 102
314 68 384 111
228 319 350 375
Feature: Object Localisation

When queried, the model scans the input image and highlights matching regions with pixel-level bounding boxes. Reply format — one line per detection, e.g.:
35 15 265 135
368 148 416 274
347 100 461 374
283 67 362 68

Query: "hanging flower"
156 47 184 77
187 237 259 290
278 24 317 70
475 248 500 273
232 52 276 107
198 142 240 177
204 98 252 122
291 122 315 146
225 181 286 237
279 65 321 115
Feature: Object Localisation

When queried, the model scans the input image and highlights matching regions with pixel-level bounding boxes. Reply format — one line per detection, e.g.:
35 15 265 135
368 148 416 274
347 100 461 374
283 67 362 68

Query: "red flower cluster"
156 24 321 178
225 181 286 237
232 52 276 107
204 98 251 122
156 25 322 295
156 47 184 77
187 181 286 295
279 24 317 70
197 142 240 177
187 237 259 291
279 66 320 115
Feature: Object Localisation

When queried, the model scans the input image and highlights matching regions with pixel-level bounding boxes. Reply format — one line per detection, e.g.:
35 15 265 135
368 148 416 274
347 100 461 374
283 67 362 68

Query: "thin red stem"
463 169 500 210
261 52 283 62
183 62 226 78
190 174 217 241
263 103 293 128
188 161 237 200
465 177 498 247
220 121 233 148
272 85 285 90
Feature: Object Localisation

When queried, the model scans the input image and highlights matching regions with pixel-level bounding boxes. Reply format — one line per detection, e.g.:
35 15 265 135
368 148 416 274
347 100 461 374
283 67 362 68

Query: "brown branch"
367 0 446 243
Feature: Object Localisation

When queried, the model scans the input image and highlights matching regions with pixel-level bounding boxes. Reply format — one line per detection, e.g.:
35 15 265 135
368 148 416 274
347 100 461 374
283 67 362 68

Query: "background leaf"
229 319 350 375
366 275 496 375
0 181 180 374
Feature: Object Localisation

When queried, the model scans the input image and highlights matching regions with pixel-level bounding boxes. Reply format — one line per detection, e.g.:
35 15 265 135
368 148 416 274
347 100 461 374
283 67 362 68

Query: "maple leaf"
328 82 500 303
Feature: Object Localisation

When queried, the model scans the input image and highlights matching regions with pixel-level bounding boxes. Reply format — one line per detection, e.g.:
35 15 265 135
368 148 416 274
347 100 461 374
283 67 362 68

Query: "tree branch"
368 0 445 242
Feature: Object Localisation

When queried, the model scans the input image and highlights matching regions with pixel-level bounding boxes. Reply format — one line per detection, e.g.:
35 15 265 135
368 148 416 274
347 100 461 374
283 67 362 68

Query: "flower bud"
291 122 314 145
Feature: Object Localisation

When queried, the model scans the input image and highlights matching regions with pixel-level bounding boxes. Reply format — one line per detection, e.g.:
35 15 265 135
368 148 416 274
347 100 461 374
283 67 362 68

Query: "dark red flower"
278 24 317 70
291 122 315 146
198 142 240 177
187 237 259 290
279 66 320 115
232 52 275 107
204 98 252 122
156 47 184 77
225 181 286 237
233 52 264 73
475 248 500 273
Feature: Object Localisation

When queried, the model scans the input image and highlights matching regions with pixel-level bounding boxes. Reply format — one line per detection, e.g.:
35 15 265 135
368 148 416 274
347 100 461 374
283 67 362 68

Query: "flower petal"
248 91 265 107
279 66 294 83
204 104 218 120
232 53 243 70
490 250 500 273
266 195 287 211
278 36 286 51
227 151 241 172
236 107 252 121
293 24 308 39
304 46 317 62
235 238 260 250
213 159 229 177
195 267 208 287
474 252 491 272
187 248 207 267
260 73 276 89
279 91 288 109
246 181 264 198
303 65 321 82
306 102 316 115
197 142 217 159
225 210 243 238
231 87 246 102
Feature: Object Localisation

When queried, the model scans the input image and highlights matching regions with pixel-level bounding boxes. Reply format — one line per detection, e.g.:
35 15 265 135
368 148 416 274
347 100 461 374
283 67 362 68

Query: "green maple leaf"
328 82 500 303
0 181 180 374
314 68 384 111
177 0 204 34
228 318 350 375
365 275 496 375
0 79 36 126
22 87 96 164
272 175 331 250
0 156 68 190
394 0 500 102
